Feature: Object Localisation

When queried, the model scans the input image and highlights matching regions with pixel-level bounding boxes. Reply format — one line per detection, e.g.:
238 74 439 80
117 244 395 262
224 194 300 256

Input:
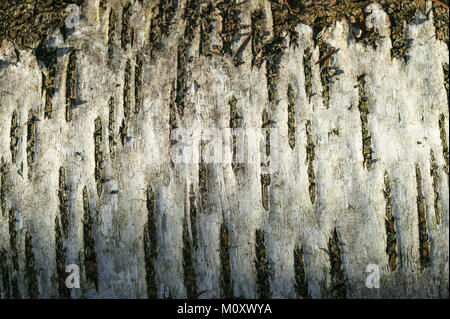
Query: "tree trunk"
0 0 448 299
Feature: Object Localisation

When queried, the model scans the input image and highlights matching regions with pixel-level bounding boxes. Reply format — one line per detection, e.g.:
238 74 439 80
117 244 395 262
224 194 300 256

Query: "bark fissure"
294 245 309 298
357 74 372 170
26 110 36 180
415 165 431 269
94 117 104 197
25 231 38 298
306 120 316 205
144 186 158 298
10 110 19 164
83 187 98 290
328 228 348 299
255 229 271 298
383 171 398 271
219 223 233 299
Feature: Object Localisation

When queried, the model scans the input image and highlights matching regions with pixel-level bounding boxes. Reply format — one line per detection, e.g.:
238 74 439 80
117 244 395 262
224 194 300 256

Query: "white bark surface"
0 0 448 298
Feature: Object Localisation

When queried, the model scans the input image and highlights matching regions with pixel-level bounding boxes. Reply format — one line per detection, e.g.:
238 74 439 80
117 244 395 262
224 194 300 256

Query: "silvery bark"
0 0 448 299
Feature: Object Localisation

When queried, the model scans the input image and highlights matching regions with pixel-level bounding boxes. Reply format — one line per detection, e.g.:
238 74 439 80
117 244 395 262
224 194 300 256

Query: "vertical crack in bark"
1 158 6 218
287 84 296 149
261 1 300 103
217 0 241 57
107 9 116 62
121 2 132 50
199 140 208 212
261 109 271 211
255 229 271 298
8 208 19 298
219 222 233 298
10 110 19 164
26 110 36 180
55 216 69 298
35 43 57 119
175 43 187 116
430 150 441 225
58 167 69 238
123 59 132 122
148 0 178 56
306 120 316 204
121 59 132 146
229 96 242 173
328 228 348 299
182 213 197 298
198 2 213 56
383 171 398 271
0 249 11 298
25 231 38 298
294 245 309 299
99 0 107 18
94 117 104 197
83 187 98 290
144 186 158 298
119 119 127 147
108 97 116 159
318 42 331 109
303 47 313 104
415 165 431 269
65 50 77 122
439 114 449 176
189 184 198 251
251 9 265 68
134 54 143 114
357 74 372 170
443 63 449 108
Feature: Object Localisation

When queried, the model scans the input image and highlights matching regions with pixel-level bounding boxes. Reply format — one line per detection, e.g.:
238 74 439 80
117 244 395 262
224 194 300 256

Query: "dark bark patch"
189 184 198 250
261 109 272 211
439 114 449 176
108 97 116 159
8 208 19 298
383 171 398 271
121 3 132 50
287 84 296 149
328 228 348 299
229 96 243 173
94 117 104 197
357 74 373 170
55 216 69 298
25 231 38 298
255 229 271 298
430 150 441 225
26 110 36 180
1 158 6 218
10 110 19 164
58 166 69 238
107 9 117 62
182 214 197 298
303 48 313 104
415 165 431 269
144 186 158 298
0 249 11 299
65 50 77 122
134 54 143 114
219 223 233 298
217 0 242 57
294 245 309 298
83 187 98 290
306 120 316 205
148 0 178 55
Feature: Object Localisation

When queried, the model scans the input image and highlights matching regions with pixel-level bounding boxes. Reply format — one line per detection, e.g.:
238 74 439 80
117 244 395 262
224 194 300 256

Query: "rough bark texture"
0 0 449 299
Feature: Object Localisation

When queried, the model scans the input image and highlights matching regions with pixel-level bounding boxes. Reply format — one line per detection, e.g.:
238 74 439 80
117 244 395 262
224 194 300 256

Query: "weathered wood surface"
0 0 448 298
